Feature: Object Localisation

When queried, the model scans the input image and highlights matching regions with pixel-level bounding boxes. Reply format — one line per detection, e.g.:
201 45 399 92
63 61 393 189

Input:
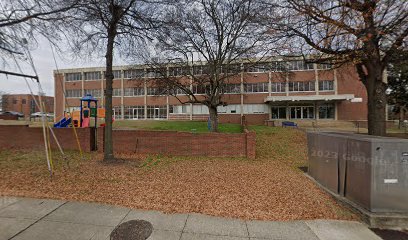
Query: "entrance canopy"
264 94 355 103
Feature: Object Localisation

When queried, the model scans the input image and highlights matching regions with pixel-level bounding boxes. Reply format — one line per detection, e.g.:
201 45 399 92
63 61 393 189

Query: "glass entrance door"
133 108 141 119
290 106 314 119
154 108 160 120
290 107 302 119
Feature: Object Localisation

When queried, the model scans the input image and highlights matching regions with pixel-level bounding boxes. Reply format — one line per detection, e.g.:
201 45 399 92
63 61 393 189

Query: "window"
221 64 241 74
66 89 82 98
84 71 101 81
229 105 238 113
22 99 26 104
286 61 314 71
171 105 189 114
113 70 121 79
290 106 314 119
123 69 144 79
84 89 101 98
288 81 315 92
12 99 17 104
215 105 241 114
319 104 335 119
287 61 303 71
217 106 227 113
168 67 190 77
146 68 164 78
169 88 187 96
244 82 268 93
113 88 122 97
113 106 122 118
271 82 286 92
193 65 210 75
244 82 265 93
302 106 315 119
102 70 122 79
124 87 144 96
147 87 167 96
65 72 82 81
244 104 265 114
192 85 206 94
319 80 334 91
146 105 167 119
304 62 315 70
124 106 144 119
317 63 332 70
223 84 241 94
271 61 285 72
271 107 286 119
244 63 269 73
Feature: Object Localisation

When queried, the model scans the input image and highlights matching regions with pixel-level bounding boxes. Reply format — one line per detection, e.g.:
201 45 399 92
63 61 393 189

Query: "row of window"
66 71 122 82
116 104 270 117
110 103 335 119
288 81 315 92
119 105 167 119
64 61 333 81
271 104 335 119
66 80 335 98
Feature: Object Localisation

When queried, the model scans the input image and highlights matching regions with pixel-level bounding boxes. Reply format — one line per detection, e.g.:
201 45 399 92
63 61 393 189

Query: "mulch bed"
0 128 357 221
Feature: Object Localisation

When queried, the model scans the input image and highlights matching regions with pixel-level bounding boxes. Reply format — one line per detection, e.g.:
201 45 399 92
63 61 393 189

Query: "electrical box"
307 132 408 213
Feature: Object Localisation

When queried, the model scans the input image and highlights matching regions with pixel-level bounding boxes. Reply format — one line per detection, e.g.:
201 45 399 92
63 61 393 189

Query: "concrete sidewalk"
0 196 382 240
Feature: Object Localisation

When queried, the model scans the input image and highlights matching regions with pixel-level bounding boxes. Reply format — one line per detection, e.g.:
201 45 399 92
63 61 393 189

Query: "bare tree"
0 0 80 65
146 0 275 132
264 0 408 136
67 0 157 161
387 49 408 128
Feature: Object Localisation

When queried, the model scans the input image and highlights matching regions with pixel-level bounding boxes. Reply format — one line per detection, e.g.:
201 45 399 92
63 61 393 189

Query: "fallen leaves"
0 127 357 221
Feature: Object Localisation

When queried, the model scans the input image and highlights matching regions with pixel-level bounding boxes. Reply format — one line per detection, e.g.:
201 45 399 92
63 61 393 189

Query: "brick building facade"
1 94 54 118
54 59 368 125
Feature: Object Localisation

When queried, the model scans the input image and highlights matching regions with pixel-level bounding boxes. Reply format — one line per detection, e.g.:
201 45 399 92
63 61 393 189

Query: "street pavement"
0 196 382 240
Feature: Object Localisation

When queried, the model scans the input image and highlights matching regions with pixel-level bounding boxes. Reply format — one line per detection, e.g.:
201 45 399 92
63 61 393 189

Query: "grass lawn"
113 120 243 133
0 126 357 221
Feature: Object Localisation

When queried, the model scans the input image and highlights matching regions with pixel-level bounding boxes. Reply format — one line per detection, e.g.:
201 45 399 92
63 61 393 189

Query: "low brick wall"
0 125 94 152
0 125 256 159
98 129 256 159
0 115 18 120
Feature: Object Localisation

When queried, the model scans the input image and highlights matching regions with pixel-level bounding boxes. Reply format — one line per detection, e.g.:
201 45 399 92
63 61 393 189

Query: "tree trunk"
208 105 218 132
365 74 387 136
399 107 406 129
103 28 116 161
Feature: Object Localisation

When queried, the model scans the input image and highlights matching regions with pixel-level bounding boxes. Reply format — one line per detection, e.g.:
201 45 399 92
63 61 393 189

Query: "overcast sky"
0 37 126 97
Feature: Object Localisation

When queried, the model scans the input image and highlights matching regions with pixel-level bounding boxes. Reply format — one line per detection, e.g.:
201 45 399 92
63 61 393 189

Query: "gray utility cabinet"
307 132 408 213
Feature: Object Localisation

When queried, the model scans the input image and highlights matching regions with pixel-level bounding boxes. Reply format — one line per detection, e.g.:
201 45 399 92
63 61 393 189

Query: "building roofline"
2 93 54 98
53 55 331 74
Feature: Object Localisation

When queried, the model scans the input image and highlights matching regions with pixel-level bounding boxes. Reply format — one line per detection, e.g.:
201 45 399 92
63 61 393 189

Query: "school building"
1 94 54 118
53 58 368 125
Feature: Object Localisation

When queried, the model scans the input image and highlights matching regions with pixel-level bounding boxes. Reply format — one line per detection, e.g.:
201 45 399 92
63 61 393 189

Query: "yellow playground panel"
97 108 105 118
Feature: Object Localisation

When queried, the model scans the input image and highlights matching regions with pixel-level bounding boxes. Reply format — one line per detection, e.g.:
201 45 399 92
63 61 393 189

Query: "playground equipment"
54 117 72 128
54 94 106 128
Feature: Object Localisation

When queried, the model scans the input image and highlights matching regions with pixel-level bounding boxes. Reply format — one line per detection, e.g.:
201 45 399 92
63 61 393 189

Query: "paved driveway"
0 196 382 240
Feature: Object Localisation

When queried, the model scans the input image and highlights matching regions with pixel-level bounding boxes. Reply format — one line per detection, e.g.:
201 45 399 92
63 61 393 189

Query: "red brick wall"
242 114 269 125
0 115 18 120
97 129 256 159
336 64 368 120
0 125 93 152
219 114 241 124
54 73 65 120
